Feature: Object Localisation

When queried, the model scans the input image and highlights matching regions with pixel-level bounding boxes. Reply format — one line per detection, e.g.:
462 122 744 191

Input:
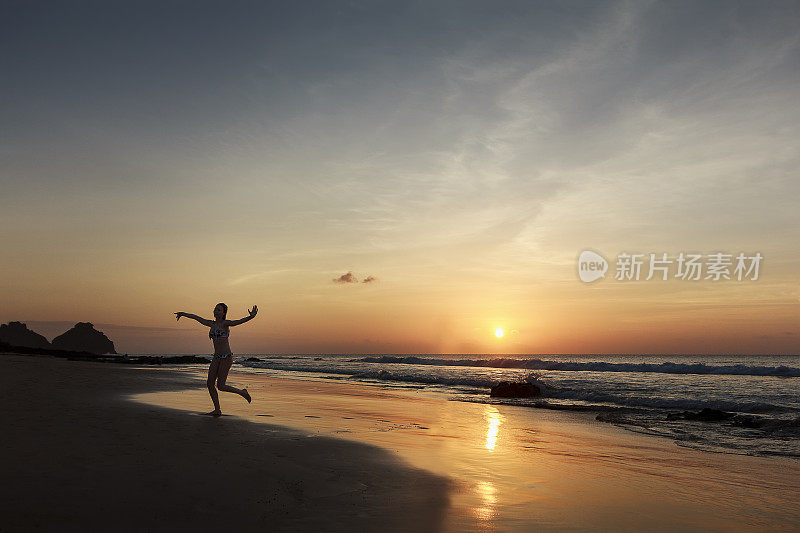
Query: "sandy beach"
0 354 449 532
137 364 800 532
3 353 799 532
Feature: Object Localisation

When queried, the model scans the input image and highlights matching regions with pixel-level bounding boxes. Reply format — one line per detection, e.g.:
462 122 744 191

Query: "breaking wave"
241 361 791 413
355 356 800 377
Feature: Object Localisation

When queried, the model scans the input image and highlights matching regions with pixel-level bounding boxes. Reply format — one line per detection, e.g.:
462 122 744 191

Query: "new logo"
577 250 608 283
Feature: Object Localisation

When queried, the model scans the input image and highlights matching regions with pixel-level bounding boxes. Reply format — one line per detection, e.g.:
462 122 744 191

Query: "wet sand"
137 366 800 532
0 354 449 532
4 353 799 532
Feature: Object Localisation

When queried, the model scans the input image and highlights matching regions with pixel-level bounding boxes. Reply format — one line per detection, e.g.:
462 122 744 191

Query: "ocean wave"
243 362 500 389
545 387 785 413
241 361 789 414
355 356 800 377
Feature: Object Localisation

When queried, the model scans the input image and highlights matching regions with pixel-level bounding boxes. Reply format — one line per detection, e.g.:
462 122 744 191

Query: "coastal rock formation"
52 322 116 355
665 408 768 428
0 322 51 349
490 381 541 398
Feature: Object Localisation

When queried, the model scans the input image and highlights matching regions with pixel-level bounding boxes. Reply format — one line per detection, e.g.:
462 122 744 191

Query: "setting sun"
494 328 504 338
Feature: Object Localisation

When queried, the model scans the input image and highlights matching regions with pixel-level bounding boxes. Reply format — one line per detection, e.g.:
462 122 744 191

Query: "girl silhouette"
174 303 256 415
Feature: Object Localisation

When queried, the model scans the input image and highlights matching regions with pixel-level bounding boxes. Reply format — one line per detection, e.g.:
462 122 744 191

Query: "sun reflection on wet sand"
473 480 497 521
484 406 502 451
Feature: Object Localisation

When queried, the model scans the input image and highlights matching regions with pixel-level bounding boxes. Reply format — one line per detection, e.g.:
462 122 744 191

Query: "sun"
494 327 504 338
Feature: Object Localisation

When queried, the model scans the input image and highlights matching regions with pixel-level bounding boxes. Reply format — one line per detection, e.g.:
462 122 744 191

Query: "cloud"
332 272 378 284
333 271 358 284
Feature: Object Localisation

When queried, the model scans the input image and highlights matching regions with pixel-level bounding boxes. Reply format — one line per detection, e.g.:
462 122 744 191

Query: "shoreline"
226 352 800 459
138 364 800 532
0 353 450 532
4 352 799 531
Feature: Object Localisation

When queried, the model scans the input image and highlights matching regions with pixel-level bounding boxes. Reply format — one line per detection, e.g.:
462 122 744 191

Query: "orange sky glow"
2 3 799 355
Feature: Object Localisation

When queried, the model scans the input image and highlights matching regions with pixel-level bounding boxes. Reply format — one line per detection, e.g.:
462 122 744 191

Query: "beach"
2 354 799 532
6 2 800 531
139 362 800 532
0 354 449 532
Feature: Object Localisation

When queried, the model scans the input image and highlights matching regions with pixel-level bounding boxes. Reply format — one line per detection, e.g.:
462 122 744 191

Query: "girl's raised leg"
216 357 251 403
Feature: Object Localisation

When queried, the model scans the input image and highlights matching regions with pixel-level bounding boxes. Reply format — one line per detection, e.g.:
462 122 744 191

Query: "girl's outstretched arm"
226 305 258 327
175 312 215 327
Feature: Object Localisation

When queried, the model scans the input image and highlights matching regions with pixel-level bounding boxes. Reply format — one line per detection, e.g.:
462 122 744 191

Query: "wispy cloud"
227 269 296 286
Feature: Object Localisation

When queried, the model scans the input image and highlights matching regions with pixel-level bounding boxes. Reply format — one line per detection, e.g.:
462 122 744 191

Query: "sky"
2 0 799 354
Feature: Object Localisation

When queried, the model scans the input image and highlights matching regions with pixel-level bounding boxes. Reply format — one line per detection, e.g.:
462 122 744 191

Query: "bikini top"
209 325 230 340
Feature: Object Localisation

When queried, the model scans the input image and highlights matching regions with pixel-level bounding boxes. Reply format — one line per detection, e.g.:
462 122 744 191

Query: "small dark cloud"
333 271 358 284
362 276 377 284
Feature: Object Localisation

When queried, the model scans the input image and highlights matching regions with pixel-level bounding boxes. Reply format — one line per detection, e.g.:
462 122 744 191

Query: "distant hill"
52 322 116 355
0 321 51 349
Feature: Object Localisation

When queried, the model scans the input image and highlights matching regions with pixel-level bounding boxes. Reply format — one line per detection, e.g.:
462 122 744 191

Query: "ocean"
167 353 800 458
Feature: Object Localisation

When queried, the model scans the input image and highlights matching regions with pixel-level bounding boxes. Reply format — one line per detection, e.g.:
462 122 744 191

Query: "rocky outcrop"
490 381 541 398
52 322 116 355
0 322 51 349
665 408 768 428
